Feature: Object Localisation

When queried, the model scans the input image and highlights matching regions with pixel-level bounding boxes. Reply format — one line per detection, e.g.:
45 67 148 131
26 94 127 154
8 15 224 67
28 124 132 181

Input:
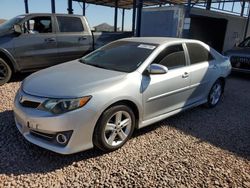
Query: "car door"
142 44 191 121
55 16 92 63
13 15 58 70
185 42 220 104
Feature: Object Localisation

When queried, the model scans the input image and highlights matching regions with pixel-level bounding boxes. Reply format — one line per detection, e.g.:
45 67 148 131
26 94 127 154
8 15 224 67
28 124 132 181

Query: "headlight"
39 96 91 114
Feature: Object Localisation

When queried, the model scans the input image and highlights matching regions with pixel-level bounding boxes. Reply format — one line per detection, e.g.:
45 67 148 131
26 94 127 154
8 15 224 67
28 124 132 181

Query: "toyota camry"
14 37 231 154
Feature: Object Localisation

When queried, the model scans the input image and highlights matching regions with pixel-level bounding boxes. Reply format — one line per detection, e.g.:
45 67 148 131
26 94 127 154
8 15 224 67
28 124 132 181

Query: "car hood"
225 46 250 56
0 27 13 36
22 60 127 98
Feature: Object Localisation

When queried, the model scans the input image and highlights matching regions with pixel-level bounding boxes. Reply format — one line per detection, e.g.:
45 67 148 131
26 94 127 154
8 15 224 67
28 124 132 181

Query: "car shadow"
0 110 105 175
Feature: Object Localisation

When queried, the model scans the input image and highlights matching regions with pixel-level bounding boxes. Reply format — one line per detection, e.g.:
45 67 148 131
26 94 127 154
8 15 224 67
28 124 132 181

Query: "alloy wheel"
210 83 222 105
104 111 132 147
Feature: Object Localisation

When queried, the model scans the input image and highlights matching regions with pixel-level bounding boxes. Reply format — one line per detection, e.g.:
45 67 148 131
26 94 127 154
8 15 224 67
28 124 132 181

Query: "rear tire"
206 80 224 108
0 58 12 86
93 105 135 152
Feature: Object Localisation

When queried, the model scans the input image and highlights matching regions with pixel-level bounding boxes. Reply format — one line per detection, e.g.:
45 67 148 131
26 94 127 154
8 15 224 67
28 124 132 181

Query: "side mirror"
13 24 22 34
147 64 168 75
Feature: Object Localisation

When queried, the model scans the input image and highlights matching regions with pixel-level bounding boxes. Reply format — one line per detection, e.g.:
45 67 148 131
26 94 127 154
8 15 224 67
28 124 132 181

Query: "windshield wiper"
79 59 107 69
89 64 107 69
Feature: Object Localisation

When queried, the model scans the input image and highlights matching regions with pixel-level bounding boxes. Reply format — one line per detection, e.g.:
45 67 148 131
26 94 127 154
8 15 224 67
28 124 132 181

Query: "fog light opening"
56 133 68 145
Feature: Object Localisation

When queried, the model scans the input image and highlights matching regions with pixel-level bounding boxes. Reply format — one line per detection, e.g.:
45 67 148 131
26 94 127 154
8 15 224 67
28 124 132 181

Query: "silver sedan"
14 37 231 154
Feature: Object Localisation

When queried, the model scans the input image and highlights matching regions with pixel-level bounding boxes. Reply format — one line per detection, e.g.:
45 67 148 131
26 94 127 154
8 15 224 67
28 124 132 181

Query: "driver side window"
153 44 187 69
23 16 52 34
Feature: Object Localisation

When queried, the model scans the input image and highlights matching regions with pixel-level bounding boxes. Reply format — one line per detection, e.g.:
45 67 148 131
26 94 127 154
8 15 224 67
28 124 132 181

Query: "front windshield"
0 16 24 30
80 41 158 73
238 37 250 48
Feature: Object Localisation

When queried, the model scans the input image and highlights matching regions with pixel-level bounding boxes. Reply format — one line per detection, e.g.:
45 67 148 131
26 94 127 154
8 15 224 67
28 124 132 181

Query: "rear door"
14 15 58 70
142 44 191 121
55 16 92 63
185 42 220 104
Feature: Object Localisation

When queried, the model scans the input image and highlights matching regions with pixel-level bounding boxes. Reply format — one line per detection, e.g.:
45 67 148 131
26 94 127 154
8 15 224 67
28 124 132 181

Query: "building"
140 6 250 52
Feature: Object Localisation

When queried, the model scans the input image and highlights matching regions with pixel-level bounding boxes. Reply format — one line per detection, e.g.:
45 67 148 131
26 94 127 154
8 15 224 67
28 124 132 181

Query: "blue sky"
0 0 133 30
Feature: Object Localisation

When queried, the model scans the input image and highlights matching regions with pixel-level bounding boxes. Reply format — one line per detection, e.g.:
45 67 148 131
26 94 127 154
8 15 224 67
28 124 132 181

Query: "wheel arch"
217 77 226 92
97 99 141 130
0 48 19 72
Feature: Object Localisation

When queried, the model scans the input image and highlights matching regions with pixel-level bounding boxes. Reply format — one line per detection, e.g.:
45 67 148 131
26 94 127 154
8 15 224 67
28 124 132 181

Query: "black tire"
0 58 12 86
206 80 224 108
93 105 135 152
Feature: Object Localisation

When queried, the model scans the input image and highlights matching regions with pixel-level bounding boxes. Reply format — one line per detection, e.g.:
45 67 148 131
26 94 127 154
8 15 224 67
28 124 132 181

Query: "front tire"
0 58 12 86
206 80 224 108
93 105 135 152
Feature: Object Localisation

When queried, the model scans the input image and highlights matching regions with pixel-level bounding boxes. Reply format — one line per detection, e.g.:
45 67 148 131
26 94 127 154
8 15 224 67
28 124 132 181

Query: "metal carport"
23 0 250 38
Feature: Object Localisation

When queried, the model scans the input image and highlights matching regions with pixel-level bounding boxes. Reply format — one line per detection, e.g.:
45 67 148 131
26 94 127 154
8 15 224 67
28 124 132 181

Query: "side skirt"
139 99 207 129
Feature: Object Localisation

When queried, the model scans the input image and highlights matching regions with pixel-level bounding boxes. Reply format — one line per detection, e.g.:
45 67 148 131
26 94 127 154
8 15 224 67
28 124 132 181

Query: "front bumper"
13 90 99 154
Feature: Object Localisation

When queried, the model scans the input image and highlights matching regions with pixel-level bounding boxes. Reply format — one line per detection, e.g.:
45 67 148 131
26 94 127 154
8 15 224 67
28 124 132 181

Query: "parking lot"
0 73 249 187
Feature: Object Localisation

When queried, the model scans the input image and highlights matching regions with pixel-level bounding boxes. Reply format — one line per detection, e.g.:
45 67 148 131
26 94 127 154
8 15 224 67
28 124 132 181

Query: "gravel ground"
0 73 249 187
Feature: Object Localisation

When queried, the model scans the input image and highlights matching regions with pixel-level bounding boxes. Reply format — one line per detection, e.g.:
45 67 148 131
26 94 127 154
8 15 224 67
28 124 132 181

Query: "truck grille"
230 56 250 70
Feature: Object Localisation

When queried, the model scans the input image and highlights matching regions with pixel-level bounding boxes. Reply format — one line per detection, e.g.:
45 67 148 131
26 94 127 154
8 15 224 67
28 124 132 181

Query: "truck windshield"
0 16 24 31
80 41 158 73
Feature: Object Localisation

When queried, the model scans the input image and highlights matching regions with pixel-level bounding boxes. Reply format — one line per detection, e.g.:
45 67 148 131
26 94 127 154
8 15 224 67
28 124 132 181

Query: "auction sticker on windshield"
138 44 156 50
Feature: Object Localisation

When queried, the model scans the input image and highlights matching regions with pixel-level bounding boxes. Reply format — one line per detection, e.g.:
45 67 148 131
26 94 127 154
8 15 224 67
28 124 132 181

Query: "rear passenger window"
153 44 186 69
57 16 84 32
186 43 214 64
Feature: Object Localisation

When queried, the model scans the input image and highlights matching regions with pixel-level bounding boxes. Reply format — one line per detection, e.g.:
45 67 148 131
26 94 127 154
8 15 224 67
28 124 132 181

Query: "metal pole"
67 0 73 14
132 0 136 35
136 0 143 37
122 9 125 32
183 0 192 38
185 0 192 17
83 1 86 16
206 0 212 10
241 0 246 17
51 0 56 13
24 0 29 14
244 7 250 39
114 0 118 32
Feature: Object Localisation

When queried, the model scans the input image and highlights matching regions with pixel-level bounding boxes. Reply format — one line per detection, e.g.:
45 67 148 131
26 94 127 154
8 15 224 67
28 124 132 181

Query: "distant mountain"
93 23 120 32
0 19 6 24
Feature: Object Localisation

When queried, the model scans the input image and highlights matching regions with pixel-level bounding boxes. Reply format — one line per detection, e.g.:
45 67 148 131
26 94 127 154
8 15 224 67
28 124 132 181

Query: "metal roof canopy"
23 0 250 38
73 0 249 10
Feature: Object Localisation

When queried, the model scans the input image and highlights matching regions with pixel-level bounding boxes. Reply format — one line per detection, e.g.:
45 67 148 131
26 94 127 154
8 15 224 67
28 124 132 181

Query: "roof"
119 37 197 45
73 0 245 9
21 13 85 17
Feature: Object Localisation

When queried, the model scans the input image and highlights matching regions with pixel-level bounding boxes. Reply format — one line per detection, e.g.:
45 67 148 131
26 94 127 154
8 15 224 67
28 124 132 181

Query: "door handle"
182 72 189 78
44 38 56 43
78 36 87 41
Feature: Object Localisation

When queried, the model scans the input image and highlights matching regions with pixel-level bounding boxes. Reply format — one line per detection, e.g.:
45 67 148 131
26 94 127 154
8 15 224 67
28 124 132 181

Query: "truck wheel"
0 58 12 86
93 105 135 152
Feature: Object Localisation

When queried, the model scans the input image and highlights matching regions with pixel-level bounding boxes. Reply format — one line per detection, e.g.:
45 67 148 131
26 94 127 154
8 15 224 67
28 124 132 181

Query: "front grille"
20 100 41 108
30 130 55 141
230 56 250 70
